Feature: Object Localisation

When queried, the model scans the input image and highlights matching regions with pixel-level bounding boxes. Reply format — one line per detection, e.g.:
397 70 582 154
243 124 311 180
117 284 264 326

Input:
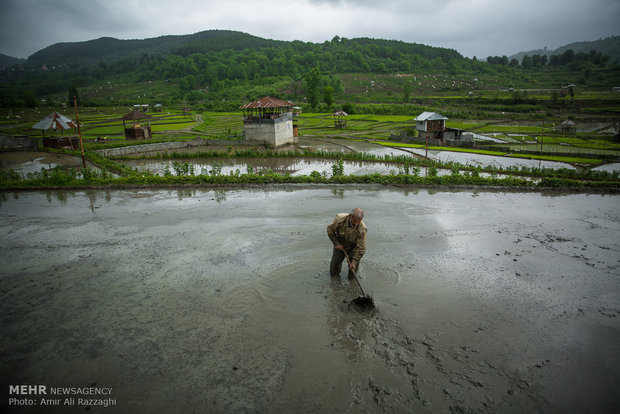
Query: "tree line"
486 49 610 69
1 33 616 108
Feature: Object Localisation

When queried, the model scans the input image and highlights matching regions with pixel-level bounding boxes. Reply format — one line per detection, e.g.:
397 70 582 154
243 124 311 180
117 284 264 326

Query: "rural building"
153 103 163 112
414 112 448 141
333 110 348 129
121 110 152 140
32 111 80 149
560 119 576 136
240 96 296 147
407 111 471 147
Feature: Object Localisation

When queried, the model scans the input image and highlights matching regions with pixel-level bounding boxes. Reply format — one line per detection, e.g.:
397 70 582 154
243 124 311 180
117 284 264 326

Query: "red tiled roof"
240 96 293 109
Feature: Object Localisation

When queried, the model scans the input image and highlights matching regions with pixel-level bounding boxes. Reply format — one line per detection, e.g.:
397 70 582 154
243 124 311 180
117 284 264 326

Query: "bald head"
351 208 364 219
349 208 364 227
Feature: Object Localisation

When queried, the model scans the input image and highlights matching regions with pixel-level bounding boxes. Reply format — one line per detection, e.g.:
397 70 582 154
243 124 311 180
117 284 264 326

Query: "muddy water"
0 151 94 175
1 188 619 413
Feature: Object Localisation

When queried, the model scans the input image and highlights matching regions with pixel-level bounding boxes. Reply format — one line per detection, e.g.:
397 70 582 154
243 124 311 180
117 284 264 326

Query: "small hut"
333 110 348 129
121 110 152 140
32 111 80 149
560 119 576 136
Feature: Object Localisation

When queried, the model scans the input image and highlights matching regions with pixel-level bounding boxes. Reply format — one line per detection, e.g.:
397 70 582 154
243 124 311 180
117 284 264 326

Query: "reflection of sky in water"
306 139 578 170
122 158 402 177
426 150 576 170
121 158 533 181
592 163 620 173
5 158 61 174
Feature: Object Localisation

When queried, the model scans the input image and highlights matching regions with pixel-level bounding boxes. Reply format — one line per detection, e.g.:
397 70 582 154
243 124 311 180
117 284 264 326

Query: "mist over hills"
509 35 620 64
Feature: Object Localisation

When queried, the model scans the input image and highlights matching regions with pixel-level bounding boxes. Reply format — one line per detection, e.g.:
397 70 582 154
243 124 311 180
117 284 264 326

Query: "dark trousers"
330 248 358 279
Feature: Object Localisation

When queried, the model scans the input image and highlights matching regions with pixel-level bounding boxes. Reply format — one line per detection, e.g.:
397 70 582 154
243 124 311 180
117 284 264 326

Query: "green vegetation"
1 31 618 191
2 30 619 113
1 143 618 190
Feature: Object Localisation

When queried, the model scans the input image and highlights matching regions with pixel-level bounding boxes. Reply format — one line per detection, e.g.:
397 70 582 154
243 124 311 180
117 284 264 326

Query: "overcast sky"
0 0 618 60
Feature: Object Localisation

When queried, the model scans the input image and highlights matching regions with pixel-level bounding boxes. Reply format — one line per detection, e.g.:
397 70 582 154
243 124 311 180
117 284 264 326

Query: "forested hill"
25 29 463 71
2 29 618 108
0 53 24 68
27 30 283 66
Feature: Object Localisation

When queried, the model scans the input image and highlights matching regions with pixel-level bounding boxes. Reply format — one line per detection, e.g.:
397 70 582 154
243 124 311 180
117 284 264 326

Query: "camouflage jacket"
326 213 367 263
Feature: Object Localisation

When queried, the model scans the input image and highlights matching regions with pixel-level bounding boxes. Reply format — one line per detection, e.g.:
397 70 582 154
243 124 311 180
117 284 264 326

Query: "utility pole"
73 96 86 169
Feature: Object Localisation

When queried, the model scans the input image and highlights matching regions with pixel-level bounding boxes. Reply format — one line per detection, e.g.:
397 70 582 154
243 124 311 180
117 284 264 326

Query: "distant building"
333 110 348 129
240 96 296 147
560 119 576 136
411 111 469 146
414 112 448 141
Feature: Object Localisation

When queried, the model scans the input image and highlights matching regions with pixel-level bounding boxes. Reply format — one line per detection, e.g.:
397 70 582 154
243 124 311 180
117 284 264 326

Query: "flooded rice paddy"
1 187 619 413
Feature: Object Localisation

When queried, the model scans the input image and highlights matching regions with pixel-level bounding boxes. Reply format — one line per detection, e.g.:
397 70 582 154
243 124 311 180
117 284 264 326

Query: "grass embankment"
2 148 618 190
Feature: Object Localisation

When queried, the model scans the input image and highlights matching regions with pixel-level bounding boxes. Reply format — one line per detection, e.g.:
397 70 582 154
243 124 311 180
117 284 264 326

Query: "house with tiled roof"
240 97 296 147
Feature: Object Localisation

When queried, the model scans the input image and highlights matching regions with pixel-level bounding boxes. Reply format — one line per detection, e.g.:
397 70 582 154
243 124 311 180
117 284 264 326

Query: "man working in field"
327 208 367 279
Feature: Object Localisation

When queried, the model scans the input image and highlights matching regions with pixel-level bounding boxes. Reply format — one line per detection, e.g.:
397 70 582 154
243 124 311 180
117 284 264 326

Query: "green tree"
68 85 81 106
402 81 412 103
304 66 321 108
323 86 334 108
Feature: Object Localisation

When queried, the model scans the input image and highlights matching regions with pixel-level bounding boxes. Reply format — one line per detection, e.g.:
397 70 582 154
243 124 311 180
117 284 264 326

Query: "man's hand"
349 260 357 273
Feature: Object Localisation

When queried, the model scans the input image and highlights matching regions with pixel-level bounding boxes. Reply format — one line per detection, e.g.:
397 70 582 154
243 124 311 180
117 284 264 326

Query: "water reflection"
592 163 620 174
121 157 403 177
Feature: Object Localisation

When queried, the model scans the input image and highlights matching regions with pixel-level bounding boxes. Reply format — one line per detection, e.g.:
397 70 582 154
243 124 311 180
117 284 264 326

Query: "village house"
413 111 470 146
560 119 576 136
240 96 297 147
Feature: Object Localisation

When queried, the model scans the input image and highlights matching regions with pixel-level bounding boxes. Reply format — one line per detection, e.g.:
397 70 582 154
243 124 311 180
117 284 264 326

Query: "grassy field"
2 105 618 167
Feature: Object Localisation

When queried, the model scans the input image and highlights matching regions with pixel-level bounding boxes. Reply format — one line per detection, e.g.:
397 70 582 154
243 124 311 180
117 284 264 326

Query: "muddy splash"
1 187 619 413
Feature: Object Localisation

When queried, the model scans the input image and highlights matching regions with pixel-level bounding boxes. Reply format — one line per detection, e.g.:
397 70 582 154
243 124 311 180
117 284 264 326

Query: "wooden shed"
32 111 80 149
121 110 152 140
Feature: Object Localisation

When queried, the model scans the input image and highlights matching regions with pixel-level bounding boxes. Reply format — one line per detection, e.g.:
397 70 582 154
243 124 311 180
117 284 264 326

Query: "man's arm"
327 216 344 247
351 227 367 263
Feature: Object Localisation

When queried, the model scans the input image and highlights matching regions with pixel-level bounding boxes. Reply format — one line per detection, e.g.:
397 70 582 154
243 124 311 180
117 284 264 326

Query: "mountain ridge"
509 35 620 64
